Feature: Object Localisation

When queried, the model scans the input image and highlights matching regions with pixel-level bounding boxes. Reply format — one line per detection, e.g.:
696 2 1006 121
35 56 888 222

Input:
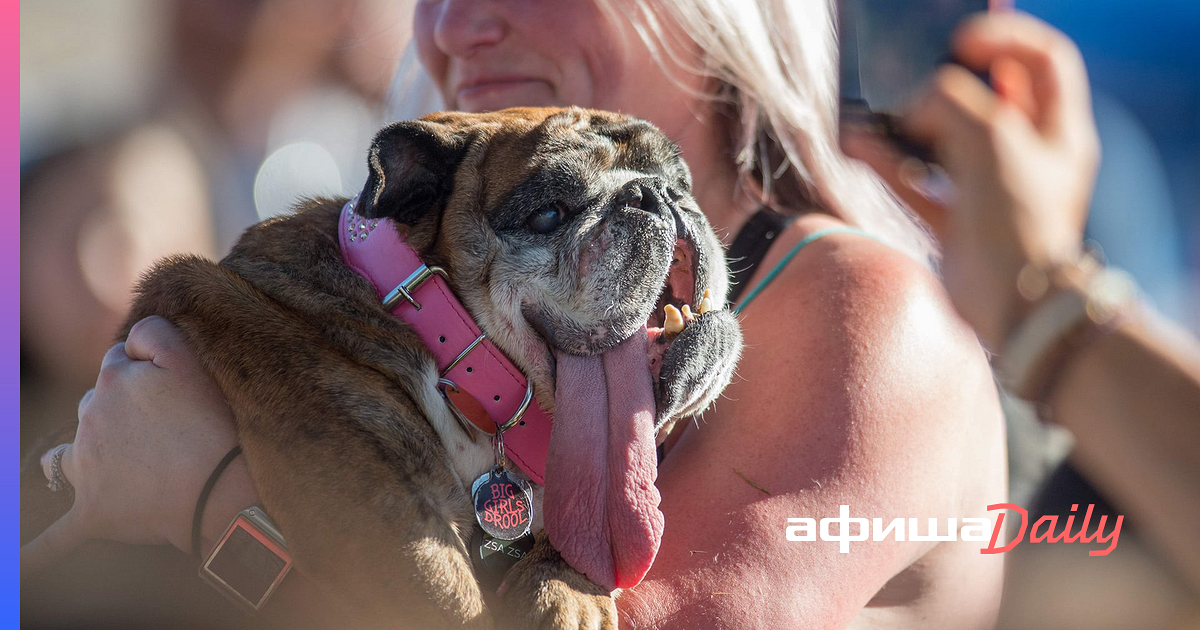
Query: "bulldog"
54 107 742 629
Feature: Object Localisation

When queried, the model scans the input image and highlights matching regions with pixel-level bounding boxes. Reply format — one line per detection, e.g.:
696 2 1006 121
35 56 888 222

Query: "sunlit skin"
415 1 1007 628
24 2 1007 627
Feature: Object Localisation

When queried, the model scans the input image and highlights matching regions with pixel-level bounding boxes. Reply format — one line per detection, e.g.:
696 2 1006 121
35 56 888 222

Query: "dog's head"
354 107 741 590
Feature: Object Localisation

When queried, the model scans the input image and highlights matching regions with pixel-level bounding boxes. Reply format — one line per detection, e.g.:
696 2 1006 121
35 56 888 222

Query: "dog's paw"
497 533 618 630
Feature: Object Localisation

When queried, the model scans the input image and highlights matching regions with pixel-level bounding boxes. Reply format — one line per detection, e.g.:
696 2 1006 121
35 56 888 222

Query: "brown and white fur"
28 107 742 629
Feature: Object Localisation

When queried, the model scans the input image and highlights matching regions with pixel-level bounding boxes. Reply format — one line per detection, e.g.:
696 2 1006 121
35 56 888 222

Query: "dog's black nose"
615 179 667 216
616 184 644 209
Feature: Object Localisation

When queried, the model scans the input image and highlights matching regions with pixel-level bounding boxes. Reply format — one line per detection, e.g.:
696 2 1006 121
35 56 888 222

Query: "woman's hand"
843 11 1101 349
23 316 259 577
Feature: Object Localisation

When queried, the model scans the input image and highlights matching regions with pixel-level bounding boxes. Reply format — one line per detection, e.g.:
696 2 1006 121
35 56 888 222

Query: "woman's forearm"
1050 306 1200 589
196 459 353 629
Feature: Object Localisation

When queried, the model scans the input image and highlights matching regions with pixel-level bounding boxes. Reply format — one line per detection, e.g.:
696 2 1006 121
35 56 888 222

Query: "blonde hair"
387 0 936 263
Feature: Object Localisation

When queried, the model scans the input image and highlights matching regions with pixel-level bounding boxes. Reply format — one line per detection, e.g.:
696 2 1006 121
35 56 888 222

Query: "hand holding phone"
840 11 1102 350
838 0 1007 163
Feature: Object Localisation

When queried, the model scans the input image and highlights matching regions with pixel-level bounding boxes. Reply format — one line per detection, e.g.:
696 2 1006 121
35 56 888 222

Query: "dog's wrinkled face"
354 107 741 591
355 107 741 433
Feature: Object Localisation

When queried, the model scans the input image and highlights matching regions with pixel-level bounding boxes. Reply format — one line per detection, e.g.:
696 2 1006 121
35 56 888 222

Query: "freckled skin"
622 214 1007 630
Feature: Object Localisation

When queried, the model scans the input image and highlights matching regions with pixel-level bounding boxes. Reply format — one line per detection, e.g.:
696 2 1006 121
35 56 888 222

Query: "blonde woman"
32 1 1013 627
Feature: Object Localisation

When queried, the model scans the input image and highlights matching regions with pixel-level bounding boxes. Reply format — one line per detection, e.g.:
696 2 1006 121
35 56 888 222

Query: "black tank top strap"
724 206 797 307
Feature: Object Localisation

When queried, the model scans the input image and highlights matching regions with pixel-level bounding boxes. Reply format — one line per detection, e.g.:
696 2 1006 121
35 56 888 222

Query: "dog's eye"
527 202 566 234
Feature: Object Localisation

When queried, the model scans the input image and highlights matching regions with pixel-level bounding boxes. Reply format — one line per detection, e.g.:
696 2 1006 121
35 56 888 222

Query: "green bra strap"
732 227 874 315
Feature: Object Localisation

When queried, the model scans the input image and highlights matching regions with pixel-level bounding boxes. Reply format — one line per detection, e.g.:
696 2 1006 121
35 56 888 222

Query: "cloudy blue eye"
527 202 566 234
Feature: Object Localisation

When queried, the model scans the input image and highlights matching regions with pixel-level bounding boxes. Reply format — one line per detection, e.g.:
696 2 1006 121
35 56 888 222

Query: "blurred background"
21 1 415 627
19 0 1199 628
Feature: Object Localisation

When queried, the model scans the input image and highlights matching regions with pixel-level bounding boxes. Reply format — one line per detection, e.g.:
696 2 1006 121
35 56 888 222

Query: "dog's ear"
354 120 470 224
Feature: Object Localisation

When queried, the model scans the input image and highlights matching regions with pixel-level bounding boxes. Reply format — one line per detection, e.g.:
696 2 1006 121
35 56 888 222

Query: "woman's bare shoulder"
715 213 1008 533
737 214 988 395
745 214 952 335
634 216 1007 627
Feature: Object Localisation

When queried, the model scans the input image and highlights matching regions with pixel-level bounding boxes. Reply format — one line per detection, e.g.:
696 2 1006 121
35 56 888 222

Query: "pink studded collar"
338 199 552 485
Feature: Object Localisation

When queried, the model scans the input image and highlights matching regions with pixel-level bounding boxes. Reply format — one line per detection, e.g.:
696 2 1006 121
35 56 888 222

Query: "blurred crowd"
22 2 414 625
21 0 414 454
19 1 1200 628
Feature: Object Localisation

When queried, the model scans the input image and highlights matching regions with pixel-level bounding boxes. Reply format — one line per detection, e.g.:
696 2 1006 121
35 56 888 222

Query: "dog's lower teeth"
698 296 712 314
664 304 685 336
681 304 695 322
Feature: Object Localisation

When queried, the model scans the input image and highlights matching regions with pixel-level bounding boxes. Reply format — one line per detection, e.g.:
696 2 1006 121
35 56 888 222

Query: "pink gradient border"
7 0 21 621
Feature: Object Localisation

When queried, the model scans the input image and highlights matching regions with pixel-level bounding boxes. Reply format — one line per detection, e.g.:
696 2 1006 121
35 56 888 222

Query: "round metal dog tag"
469 526 535 592
471 468 533 540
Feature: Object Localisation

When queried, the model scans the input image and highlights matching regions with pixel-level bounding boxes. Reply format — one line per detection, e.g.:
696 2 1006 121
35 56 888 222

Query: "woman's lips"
455 78 554 110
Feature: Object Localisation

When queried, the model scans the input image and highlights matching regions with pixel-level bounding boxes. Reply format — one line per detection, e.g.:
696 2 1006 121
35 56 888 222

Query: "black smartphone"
838 0 1009 163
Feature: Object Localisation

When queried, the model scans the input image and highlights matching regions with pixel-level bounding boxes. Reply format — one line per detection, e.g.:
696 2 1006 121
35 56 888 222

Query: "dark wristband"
192 445 243 558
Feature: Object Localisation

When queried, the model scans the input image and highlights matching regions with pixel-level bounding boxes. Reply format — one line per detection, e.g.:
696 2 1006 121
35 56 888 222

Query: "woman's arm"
23 317 250 576
618 223 1007 629
24 316 354 628
193 459 361 629
1050 307 1200 589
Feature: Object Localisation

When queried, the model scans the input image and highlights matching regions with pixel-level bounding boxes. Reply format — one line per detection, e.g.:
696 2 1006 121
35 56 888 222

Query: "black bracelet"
192 445 243 558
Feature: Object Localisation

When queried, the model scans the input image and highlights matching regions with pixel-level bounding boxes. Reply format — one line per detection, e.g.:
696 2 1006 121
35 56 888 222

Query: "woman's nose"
431 0 506 58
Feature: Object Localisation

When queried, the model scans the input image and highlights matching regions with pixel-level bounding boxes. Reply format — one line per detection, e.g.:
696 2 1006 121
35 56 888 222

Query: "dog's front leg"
498 532 618 630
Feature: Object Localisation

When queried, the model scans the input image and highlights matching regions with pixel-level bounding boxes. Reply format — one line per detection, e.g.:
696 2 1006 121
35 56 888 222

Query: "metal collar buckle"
382 264 449 311
438 375 534 450
379 264 536 448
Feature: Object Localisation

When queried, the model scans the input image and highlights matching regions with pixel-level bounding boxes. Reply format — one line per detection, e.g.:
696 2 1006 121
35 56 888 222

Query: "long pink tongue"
544 329 664 591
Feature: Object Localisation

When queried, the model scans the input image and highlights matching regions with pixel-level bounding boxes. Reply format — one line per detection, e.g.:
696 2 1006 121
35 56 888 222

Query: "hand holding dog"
23 316 259 578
